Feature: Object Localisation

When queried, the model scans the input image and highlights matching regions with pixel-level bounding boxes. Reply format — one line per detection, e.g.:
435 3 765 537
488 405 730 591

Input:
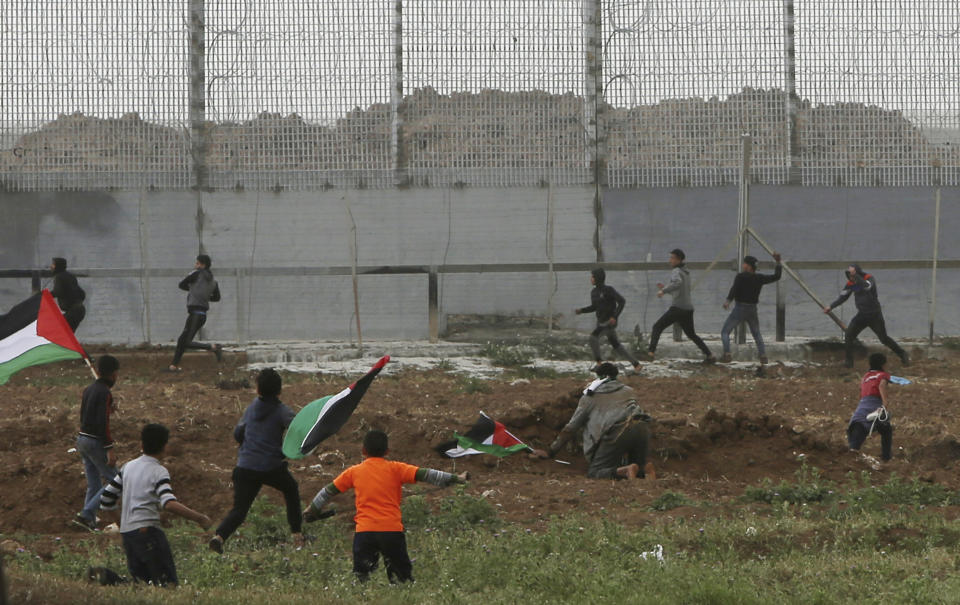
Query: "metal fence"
1 0 958 191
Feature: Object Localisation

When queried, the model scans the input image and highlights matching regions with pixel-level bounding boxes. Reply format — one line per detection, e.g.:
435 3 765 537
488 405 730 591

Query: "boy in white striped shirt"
99 423 211 587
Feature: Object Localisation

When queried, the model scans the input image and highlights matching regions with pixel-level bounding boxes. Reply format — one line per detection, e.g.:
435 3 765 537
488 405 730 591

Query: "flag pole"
83 355 99 380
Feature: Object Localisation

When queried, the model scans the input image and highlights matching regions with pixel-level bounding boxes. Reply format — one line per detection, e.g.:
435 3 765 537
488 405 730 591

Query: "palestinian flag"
0 290 87 385
282 356 390 459
436 412 531 458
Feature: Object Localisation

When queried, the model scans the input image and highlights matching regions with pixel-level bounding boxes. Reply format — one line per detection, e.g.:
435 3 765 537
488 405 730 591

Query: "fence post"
584 0 606 262
776 278 785 341
672 324 682 342
783 0 800 184
391 0 407 186
189 0 208 242
30 270 40 294
428 267 439 343
737 134 752 345
929 188 941 344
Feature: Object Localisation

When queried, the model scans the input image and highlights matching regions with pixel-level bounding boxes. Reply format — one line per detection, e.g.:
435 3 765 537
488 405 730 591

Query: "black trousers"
648 306 712 356
215 464 302 541
848 421 893 461
64 304 86 332
353 531 413 583
845 312 905 364
121 527 178 587
589 323 639 366
171 311 211 365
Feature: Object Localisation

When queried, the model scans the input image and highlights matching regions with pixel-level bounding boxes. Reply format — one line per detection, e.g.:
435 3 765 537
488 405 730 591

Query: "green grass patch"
12 488 960 604
457 376 492 394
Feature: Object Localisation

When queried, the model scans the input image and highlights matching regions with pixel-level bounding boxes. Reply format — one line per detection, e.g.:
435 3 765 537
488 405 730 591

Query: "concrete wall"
1 185 957 344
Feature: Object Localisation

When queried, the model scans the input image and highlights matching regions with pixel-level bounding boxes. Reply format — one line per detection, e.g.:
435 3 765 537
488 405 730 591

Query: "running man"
575 268 641 373
643 249 715 364
719 253 782 364
823 264 908 368
168 254 222 372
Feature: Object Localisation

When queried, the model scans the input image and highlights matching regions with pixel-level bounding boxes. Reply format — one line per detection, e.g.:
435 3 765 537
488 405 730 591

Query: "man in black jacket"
575 268 641 372
168 255 223 372
824 264 908 368
73 355 120 531
49 257 86 332
720 253 782 364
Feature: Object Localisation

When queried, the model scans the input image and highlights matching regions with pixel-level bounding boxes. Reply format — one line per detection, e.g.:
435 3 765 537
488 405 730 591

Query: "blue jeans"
720 303 765 356
77 434 116 522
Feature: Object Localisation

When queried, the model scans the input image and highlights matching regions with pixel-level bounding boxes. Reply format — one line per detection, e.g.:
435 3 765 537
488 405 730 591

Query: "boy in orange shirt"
303 430 468 583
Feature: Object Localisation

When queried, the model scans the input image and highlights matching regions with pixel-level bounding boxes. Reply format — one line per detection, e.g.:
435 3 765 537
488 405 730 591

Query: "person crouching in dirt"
847 353 893 462
531 363 654 480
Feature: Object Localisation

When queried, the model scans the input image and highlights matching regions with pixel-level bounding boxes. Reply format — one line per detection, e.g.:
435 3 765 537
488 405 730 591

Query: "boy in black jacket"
168 254 223 371
73 355 120 531
824 264 908 368
575 268 641 372
50 257 86 332
720 253 781 363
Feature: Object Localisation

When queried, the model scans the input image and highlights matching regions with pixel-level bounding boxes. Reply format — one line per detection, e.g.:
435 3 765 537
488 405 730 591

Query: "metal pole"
391 0 407 187
346 203 362 352
428 268 439 343
737 134 752 345
546 182 555 333
929 188 941 344
584 0 605 262
783 0 800 184
189 0 208 341
747 226 846 331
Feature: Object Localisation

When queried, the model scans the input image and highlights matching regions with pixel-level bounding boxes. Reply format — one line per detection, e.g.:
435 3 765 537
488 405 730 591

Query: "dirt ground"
2 346 959 550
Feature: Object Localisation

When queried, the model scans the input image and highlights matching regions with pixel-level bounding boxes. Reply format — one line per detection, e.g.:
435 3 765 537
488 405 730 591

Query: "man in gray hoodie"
532 363 654 480
643 249 715 364
209 368 303 553
168 254 222 371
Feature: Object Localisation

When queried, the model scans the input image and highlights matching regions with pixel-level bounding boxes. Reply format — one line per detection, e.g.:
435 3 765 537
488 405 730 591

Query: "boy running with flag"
303 430 468 583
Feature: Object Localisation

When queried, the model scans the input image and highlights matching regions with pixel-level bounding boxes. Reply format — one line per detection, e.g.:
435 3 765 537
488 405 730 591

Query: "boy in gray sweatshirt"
168 254 222 372
643 249 715 363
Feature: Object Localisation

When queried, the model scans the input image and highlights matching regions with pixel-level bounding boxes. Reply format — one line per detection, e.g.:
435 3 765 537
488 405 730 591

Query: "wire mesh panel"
1 0 958 191
402 0 589 187
0 1 190 191
205 0 393 190
602 1 789 187
796 1 960 186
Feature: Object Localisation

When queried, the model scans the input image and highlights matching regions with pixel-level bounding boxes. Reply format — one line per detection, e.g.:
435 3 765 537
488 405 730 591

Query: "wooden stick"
746 226 846 332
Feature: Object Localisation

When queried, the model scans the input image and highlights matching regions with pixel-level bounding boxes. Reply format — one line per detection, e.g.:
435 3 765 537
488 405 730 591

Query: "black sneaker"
899 351 910 367
209 535 224 554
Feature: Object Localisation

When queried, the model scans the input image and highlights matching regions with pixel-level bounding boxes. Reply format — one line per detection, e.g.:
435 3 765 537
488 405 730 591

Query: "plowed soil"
2 347 958 547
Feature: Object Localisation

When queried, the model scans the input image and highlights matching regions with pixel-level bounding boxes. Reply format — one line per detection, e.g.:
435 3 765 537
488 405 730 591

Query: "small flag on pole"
436 412 531 458
0 290 88 385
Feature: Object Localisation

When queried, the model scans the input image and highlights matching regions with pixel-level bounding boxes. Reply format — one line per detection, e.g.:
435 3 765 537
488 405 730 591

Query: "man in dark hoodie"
643 249 715 364
209 368 303 553
49 257 86 332
73 355 120 531
575 268 641 373
824 264 908 368
531 363 654 480
720 253 782 364
168 254 222 372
